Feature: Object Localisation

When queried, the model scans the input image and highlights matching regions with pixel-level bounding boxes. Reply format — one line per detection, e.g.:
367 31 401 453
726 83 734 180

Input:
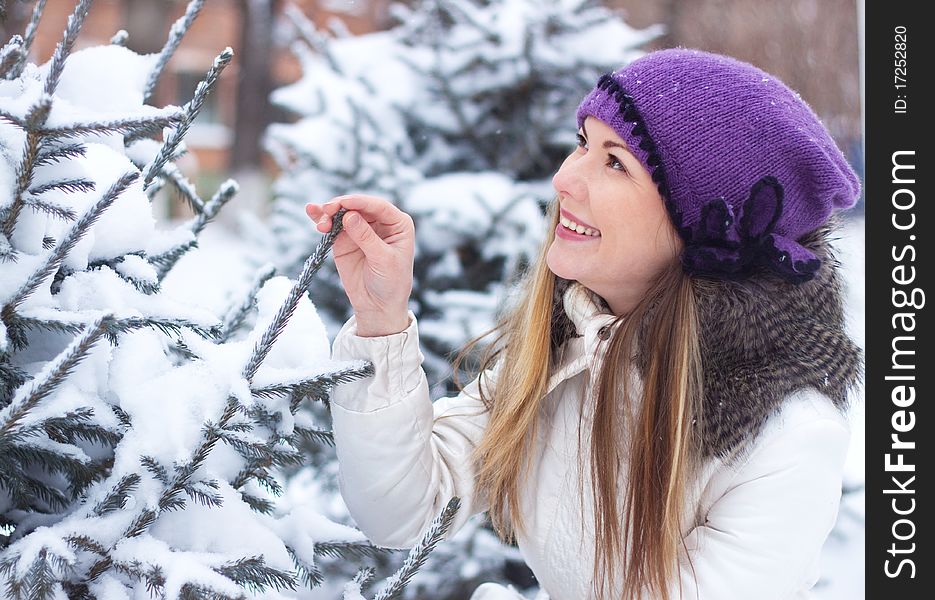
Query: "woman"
305 48 862 600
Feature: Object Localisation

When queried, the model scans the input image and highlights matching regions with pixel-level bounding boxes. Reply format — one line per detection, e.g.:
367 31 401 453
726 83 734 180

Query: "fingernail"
346 213 358 226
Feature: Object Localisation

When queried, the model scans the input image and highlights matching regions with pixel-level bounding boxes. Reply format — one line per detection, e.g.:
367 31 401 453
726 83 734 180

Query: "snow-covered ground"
170 212 867 599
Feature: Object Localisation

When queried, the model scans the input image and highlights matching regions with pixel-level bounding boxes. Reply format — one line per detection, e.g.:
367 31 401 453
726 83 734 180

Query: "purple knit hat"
576 48 861 283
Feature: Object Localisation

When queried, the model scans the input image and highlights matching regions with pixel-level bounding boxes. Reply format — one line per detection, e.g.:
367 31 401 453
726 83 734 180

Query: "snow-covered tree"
259 0 661 397
250 1 659 597
0 2 458 598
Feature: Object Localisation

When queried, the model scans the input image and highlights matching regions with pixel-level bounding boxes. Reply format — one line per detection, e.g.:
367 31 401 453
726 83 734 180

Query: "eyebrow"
603 140 630 151
581 122 631 152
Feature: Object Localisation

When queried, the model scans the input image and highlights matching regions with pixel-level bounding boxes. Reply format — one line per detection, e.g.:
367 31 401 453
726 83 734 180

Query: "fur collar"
554 216 863 460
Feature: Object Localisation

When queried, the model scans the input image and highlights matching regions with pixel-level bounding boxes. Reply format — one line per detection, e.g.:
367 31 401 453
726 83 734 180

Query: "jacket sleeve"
663 403 851 600
328 309 496 549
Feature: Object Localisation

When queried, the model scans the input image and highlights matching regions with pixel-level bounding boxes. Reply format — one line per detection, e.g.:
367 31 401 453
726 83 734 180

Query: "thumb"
343 211 388 261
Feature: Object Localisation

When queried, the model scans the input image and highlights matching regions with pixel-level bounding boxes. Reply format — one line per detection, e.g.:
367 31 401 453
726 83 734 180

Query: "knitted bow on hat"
680 176 821 283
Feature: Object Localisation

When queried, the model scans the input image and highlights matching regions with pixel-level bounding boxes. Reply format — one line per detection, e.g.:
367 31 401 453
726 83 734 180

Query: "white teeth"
560 216 600 237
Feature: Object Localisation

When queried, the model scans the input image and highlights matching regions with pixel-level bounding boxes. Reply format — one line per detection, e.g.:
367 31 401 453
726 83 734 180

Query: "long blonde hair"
450 196 705 599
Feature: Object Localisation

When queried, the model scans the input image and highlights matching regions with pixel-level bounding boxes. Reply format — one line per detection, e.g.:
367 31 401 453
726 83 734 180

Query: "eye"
607 154 629 174
575 132 588 150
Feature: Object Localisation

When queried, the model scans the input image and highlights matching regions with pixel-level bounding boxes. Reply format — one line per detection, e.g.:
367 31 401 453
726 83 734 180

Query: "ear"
739 176 784 240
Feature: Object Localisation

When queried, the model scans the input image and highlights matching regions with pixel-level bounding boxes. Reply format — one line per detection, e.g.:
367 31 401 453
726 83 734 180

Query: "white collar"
561 281 617 336
542 282 622 395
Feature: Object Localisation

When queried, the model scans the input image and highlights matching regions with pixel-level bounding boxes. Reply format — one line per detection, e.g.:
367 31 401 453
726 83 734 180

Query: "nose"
552 152 587 204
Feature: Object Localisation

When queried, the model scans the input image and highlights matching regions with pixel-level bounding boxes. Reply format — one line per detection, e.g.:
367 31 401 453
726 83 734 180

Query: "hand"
306 195 414 337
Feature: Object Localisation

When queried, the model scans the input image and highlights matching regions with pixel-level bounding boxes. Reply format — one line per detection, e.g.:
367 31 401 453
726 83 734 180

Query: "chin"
545 250 572 281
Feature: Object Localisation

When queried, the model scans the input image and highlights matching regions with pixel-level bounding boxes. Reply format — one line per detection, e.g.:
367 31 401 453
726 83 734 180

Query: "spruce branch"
435 0 498 40
286 546 323 588
250 364 376 403
140 456 169 485
219 264 277 343
0 236 16 263
110 29 128 47
2 314 79 353
242 208 349 383
6 314 218 354
313 541 386 561
22 197 77 222
214 555 296 595
292 425 334 447
0 360 29 409
240 492 274 515
7 315 85 344
223 434 303 471
0 454 70 511
231 465 282 496
38 407 122 447
43 0 94 98
84 252 160 295
352 566 376 590
0 35 24 80
151 178 237 281
141 172 167 200
28 177 95 196
157 161 205 214
121 507 156 540
143 0 206 104
3 171 138 311
66 534 109 558
146 239 195 275
283 3 340 72
110 404 131 430
143 47 233 190
111 559 165 597
0 441 109 515
92 473 141 516
0 315 112 435
40 112 185 140
183 479 223 508
35 142 87 168
371 497 462 600
104 315 220 344
6 0 46 80
199 179 239 229
25 548 57 600
1 96 51 241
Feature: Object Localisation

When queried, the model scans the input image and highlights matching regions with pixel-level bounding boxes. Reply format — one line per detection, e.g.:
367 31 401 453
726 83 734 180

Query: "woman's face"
546 116 682 316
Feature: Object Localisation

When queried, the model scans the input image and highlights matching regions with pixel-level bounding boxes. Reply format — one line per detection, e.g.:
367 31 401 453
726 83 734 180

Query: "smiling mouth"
559 215 601 237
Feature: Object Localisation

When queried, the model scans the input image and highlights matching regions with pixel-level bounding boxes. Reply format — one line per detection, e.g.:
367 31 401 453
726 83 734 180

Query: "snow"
151 481 295 569
342 581 367 600
113 253 158 284
1 16 370 598
110 536 247 599
109 330 234 465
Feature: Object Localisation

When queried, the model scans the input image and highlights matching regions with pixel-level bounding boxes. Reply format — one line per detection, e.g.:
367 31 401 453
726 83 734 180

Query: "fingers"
309 195 409 230
341 210 394 262
305 203 332 233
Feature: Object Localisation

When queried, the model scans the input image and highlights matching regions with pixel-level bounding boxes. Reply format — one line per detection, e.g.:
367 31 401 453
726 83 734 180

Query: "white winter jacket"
328 281 851 600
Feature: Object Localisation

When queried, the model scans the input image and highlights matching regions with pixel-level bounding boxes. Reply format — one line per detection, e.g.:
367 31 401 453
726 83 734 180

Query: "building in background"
1 0 395 220
2 0 863 217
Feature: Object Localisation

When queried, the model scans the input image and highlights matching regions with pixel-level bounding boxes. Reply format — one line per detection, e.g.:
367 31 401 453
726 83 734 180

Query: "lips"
559 208 601 237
